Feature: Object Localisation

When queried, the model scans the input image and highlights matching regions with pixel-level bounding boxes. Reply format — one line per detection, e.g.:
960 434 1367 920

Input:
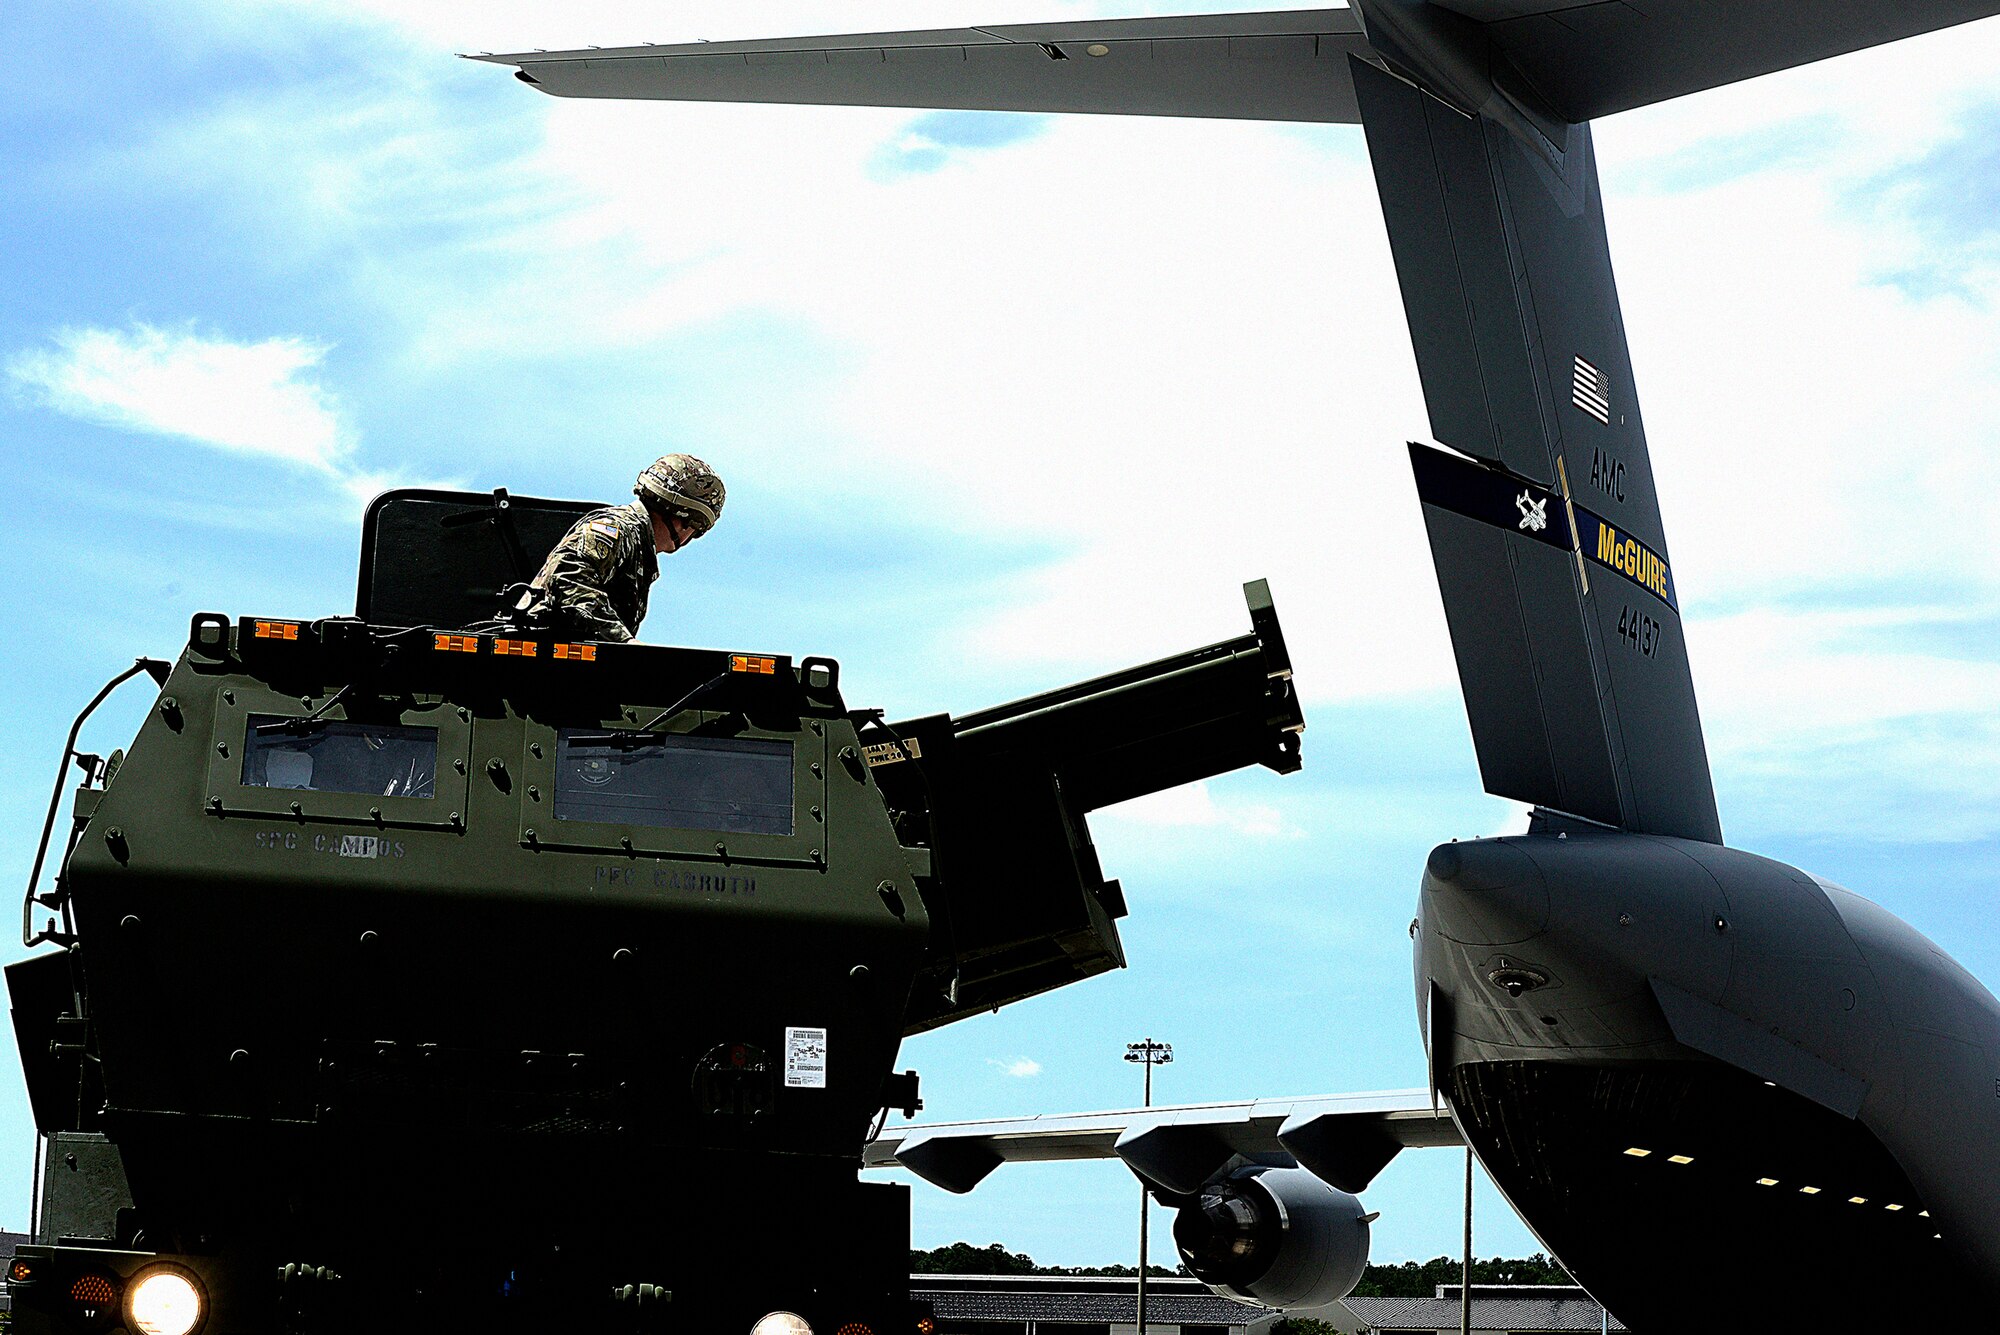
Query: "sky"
2 0 1998 1278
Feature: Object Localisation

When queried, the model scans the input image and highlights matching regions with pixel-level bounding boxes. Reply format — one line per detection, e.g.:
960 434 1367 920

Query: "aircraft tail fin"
1354 57 1722 844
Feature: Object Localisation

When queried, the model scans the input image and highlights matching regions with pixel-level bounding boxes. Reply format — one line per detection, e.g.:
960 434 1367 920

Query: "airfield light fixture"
1800 1186 1822 1195
1124 1038 1173 1335
1757 1178 1781 1187
1621 1147 1651 1158
1667 1155 1693 1165
125 1267 204 1335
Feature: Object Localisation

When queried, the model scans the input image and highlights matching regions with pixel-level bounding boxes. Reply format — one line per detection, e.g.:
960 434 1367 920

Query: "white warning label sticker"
785 1026 828 1089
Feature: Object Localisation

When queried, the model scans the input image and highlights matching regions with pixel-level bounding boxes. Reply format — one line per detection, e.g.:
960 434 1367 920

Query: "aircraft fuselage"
1416 824 2000 1327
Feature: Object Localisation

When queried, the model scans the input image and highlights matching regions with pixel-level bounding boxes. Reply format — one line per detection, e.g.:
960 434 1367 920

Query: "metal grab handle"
23 658 171 948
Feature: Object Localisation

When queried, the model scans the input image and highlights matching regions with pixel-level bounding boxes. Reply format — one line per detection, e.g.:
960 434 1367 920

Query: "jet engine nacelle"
1170 1165 1371 1310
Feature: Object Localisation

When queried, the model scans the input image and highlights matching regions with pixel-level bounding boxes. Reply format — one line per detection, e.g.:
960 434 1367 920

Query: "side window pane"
554 731 794 836
241 715 438 799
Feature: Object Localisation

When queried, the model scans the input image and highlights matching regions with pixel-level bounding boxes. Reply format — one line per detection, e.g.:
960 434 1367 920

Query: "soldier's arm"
542 529 636 642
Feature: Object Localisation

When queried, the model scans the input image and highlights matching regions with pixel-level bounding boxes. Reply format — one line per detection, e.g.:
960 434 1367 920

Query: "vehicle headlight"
750 1313 813 1335
126 1267 204 1335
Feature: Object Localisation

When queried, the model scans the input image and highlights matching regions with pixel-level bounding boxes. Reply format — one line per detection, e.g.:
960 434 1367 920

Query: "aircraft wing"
864 1089 1460 1195
469 2 2000 125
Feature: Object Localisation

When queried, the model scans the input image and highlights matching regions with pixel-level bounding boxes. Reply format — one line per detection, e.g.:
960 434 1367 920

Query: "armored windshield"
554 730 793 836
241 715 438 799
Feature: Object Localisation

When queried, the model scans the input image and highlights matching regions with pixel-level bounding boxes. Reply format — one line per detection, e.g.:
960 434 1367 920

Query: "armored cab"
9 489 1302 1335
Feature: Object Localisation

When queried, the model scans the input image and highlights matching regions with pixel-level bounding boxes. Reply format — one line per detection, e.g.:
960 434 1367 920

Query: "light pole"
1461 1147 1473 1335
1124 1038 1172 1335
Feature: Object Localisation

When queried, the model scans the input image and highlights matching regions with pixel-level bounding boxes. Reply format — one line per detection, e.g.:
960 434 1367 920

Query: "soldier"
518 454 726 642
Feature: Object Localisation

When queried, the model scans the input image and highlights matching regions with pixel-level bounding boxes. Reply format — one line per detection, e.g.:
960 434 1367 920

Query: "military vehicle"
8 487 1304 1335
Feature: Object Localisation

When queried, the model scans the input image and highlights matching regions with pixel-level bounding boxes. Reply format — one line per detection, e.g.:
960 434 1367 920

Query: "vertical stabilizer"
1353 54 1721 844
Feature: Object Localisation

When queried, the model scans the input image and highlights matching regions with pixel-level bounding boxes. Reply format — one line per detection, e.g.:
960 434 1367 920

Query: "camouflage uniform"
522 501 659 642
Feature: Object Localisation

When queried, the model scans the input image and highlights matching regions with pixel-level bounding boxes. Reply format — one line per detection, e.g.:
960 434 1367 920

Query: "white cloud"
1690 603 2000 840
10 324 340 467
990 1057 1043 1078
476 99 1451 702
1484 799 1534 839
1099 780 1290 839
7 323 394 501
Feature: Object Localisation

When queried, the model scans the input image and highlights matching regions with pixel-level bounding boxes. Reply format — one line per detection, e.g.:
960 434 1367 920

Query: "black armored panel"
356 487 597 628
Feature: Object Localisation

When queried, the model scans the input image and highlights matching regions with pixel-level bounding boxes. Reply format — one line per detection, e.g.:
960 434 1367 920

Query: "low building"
913 1272 1280 1335
1339 1283 1623 1333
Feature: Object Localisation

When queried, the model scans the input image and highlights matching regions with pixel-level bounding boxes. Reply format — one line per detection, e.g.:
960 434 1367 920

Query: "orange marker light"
493 638 538 658
730 654 777 675
70 1274 116 1305
9 1258 33 1283
253 620 299 641
432 634 480 654
553 643 597 662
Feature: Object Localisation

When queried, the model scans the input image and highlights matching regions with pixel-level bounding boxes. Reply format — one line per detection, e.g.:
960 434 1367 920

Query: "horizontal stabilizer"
865 1090 1460 1194
473 3 2000 125
470 11 1372 123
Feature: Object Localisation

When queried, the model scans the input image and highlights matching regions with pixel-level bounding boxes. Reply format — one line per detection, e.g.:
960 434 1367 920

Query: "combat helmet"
635 454 726 538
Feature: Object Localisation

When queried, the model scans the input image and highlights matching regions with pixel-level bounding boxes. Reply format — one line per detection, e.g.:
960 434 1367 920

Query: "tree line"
911 1242 1180 1277
911 1242 1572 1293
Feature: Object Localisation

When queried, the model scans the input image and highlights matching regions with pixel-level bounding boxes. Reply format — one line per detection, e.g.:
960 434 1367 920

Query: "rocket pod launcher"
876 577 1302 1032
9 488 1303 1335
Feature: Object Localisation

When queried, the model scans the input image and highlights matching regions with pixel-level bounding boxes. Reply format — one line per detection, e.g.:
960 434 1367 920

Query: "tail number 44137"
1618 606 1661 658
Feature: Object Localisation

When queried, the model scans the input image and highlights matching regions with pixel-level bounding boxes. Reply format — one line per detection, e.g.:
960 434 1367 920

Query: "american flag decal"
1572 355 1611 424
